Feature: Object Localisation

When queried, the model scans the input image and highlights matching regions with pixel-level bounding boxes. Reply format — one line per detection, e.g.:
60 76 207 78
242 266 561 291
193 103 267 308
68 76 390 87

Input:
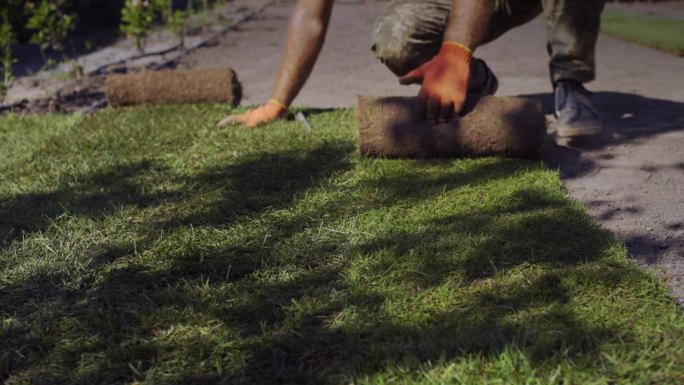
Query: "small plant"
120 0 172 54
68 61 84 79
25 0 75 63
120 0 157 54
84 39 96 53
0 13 16 93
168 9 188 47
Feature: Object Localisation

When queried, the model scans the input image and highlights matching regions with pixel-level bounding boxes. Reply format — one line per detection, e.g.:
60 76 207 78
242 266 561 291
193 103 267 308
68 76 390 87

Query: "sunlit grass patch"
602 8 684 56
1 106 682 384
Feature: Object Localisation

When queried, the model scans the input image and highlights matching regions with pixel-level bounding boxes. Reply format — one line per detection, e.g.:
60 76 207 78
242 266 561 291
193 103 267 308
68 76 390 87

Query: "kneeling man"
220 0 605 138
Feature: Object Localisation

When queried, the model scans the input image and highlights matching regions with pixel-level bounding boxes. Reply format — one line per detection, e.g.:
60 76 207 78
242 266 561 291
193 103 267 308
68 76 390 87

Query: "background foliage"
0 0 228 93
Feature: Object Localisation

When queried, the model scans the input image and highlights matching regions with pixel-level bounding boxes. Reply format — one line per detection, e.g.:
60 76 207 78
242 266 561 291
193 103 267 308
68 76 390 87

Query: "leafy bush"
0 0 224 76
120 0 158 54
120 0 184 54
0 1 78 84
25 0 76 62
168 9 189 47
0 14 17 94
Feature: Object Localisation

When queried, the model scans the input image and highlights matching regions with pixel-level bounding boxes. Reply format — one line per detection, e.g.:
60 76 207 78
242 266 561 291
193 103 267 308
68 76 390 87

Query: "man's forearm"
443 0 495 50
270 0 334 106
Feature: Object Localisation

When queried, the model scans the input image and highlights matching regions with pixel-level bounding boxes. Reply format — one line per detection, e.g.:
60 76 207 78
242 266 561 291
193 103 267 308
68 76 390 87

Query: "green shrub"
0 13 16 93
25 0 76 63
120 0 172 54
168 9 188 46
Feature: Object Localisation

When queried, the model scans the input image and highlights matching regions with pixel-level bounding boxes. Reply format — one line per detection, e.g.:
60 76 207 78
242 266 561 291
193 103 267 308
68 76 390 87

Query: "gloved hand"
217 99 287 128
399 41 472 122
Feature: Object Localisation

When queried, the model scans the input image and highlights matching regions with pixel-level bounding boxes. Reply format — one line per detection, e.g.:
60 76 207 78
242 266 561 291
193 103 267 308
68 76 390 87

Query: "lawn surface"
601 8 684 56
1 106 683 384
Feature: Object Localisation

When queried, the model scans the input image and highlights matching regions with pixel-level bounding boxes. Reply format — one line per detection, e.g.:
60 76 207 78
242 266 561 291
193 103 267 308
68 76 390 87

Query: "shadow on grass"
226 184 621 384
0 139 649 384
0 140 353 378
0 141 352 250
1 160 172 248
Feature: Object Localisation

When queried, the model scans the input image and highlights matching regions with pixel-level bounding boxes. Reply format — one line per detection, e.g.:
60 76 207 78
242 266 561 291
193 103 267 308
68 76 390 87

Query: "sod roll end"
105 68 242 107
357 96 546 159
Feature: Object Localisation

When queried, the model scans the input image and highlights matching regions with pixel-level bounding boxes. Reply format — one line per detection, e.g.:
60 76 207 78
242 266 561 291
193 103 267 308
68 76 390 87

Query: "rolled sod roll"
105 68 242 107
357 96 546 159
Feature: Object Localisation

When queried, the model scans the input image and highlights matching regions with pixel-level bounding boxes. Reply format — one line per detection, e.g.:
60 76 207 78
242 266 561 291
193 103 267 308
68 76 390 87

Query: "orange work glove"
399 41 472 122
217 99 287 128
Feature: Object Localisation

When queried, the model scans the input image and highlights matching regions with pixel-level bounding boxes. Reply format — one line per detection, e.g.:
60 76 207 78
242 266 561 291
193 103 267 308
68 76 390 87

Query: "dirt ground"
178 0 684 303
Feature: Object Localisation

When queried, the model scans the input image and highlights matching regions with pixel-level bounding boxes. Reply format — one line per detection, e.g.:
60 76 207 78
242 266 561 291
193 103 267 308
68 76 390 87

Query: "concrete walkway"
178 0 684 303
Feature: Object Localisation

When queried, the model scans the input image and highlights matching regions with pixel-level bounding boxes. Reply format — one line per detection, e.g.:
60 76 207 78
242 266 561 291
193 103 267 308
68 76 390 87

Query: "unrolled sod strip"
357 96 546 159
105 68 242 107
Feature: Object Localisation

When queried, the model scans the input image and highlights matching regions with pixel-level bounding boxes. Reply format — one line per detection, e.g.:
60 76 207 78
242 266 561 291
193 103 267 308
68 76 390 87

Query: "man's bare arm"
219 0 334 128
443 0 494 51
271 0 334 106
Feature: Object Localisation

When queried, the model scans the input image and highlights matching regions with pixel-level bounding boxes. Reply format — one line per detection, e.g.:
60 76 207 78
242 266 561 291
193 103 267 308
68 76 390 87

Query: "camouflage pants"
371 0 606 84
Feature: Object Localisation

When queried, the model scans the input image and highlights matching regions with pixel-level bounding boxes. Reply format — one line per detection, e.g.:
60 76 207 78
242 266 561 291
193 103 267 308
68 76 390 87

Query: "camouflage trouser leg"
543 0 606 83
371 0 605 83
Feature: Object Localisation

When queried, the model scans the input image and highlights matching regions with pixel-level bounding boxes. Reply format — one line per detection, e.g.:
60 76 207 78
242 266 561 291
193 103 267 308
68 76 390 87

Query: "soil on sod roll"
105 68 242 107
357 96 546 159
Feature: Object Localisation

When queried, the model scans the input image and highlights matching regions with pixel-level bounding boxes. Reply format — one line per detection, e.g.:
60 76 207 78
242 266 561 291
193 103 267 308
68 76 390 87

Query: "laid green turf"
601 8 684 56
1 106 682 384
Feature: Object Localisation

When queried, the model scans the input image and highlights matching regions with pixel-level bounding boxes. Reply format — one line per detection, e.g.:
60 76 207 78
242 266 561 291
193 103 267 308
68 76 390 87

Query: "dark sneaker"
555 80 602 137
462 59 499 114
